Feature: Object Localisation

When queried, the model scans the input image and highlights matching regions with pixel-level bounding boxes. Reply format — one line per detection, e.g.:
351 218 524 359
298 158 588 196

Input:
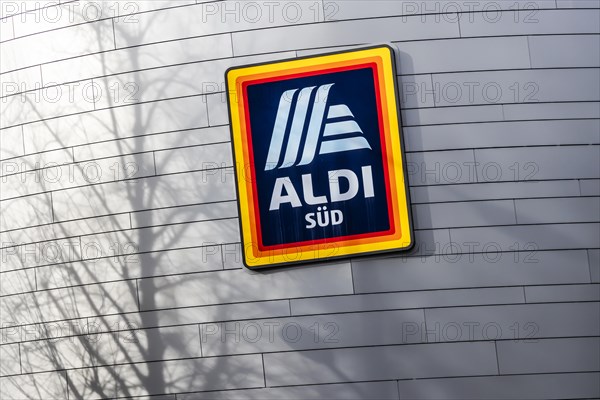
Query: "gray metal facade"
0 1 599 399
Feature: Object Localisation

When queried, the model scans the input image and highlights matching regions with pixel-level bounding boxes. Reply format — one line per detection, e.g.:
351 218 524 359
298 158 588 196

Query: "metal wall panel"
1 1 598 398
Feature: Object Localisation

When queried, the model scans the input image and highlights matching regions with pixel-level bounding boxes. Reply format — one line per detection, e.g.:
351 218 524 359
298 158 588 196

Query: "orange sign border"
226 45 413 269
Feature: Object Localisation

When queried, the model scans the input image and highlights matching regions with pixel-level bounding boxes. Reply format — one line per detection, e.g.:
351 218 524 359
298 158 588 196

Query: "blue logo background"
246 67 391 246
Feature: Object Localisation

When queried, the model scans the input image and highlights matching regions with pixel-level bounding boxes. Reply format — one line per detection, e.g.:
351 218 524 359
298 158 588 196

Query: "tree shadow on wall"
0 4 258 399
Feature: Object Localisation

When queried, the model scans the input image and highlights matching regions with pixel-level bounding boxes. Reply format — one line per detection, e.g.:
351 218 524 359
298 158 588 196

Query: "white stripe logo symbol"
264 83 371 171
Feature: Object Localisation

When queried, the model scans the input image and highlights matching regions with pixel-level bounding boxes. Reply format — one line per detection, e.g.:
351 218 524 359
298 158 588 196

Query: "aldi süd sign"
226 45 413 269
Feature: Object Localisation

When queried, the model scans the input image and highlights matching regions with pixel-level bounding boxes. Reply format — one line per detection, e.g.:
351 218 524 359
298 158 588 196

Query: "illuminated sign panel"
226 45 413 269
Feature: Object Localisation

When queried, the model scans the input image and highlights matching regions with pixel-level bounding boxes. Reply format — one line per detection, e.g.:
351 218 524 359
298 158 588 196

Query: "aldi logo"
226 45 413 269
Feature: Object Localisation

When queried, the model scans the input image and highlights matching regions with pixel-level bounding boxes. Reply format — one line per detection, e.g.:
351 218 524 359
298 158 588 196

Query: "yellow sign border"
226 45 413 269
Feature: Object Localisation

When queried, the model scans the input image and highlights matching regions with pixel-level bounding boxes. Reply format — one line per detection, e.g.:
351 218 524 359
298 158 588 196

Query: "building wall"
1 1 599 398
